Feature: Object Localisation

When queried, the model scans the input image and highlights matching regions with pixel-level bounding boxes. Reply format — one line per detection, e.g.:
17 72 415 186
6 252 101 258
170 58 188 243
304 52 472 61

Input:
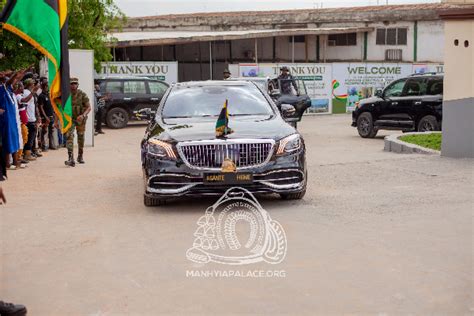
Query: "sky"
115 0 440 17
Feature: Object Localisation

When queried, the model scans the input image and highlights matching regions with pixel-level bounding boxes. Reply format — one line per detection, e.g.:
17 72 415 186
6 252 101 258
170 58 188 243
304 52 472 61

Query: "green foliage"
0 0 125 72
399 133 442 151
0 29 42 70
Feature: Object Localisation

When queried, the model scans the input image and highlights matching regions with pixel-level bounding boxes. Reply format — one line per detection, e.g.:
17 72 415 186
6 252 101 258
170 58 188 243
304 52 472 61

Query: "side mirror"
280 103 296 118
375 88 383 98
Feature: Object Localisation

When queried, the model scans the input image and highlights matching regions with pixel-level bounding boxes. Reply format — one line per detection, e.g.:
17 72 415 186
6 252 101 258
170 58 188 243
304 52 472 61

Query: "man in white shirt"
21 79 40 160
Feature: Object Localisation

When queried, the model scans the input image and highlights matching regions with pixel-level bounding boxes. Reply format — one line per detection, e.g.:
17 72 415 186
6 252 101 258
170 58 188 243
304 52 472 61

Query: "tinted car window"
426 78 443 95
162 85 274 118
384 79 406 97
105 81 122 93
149 81 168 94
124 81 146 94
405 78 427 96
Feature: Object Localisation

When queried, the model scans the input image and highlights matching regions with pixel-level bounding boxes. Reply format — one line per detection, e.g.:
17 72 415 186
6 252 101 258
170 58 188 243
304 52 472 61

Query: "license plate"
203 173 253 185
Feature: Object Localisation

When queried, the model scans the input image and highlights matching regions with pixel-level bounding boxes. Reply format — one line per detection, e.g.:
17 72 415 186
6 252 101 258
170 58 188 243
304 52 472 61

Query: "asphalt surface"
1 114 473 315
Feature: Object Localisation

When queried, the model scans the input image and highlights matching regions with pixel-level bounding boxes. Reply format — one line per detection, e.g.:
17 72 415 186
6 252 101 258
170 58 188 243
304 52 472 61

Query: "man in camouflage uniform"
65 77 91 167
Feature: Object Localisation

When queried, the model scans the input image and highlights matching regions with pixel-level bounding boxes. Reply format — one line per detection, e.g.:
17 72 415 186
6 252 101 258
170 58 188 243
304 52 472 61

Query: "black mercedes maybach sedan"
140 81 307 206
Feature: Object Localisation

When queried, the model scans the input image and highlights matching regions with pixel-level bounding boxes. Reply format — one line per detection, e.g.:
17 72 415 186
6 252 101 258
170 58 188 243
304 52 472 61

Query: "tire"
106 107 129 129
280 189 306 200
144 195 166 207
357 112 378 138
417 115 440 132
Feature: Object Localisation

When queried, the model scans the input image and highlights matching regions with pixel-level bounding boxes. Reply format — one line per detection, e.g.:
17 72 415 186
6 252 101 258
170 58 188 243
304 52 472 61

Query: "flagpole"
209 41 213 80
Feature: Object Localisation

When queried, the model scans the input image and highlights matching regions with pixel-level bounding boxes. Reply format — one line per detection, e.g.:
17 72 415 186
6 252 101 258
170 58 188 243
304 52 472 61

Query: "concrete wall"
441 19 474 158
317 20 444 62
417 21 445 62
69 50 95 147
442 20 473 100
322 33 363 61
366 21 414 62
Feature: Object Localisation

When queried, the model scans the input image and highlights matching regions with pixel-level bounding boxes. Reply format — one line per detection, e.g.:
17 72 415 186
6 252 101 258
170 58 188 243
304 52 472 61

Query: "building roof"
110 27 374 47
123 3 474 32
132 3 466 20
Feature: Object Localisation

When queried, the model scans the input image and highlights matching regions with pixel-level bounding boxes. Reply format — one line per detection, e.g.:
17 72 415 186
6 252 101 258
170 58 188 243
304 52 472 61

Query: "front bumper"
142 149 306 198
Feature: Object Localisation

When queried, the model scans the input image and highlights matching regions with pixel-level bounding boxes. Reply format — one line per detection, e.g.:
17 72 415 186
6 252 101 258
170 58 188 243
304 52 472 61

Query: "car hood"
150 115 296 142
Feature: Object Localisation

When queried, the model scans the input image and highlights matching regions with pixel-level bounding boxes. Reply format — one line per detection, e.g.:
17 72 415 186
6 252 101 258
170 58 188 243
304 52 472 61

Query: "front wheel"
357 112 378 138
106 107 129 129
417 115 440 132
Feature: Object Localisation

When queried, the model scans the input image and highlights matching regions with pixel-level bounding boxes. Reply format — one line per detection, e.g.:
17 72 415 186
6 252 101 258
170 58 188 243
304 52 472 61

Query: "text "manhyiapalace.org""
186 270 286 278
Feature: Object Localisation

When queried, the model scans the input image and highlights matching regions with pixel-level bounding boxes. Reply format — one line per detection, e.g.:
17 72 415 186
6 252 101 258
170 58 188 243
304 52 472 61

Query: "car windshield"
161 85 274 118
248 80 268 92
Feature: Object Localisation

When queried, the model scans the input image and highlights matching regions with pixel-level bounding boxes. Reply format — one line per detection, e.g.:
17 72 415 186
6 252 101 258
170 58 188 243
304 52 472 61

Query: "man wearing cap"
223 69 232 80
65 77 91 167
277 66 299 95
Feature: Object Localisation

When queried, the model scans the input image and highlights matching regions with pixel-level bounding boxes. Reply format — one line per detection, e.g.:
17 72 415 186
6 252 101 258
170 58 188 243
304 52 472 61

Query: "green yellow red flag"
215 99 233 138
1 0 72 132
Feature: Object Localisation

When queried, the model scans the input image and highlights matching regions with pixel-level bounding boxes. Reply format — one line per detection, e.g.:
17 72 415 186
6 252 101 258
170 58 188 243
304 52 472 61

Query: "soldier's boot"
77 149 85 164
65 152 75 167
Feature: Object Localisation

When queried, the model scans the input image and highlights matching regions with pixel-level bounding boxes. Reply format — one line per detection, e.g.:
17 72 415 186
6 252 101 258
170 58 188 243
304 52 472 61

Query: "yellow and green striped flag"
1 0 72 132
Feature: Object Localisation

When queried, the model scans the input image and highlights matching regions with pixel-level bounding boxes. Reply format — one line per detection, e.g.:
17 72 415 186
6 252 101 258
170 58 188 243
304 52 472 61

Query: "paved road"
1 114 472 315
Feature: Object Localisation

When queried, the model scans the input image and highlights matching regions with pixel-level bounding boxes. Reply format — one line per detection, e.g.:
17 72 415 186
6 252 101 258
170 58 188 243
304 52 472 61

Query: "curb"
384 132 441 155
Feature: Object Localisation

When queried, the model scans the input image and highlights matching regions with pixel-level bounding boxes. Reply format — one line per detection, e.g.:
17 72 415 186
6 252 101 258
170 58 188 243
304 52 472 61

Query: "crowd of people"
0 68 64 171
0 67 106 177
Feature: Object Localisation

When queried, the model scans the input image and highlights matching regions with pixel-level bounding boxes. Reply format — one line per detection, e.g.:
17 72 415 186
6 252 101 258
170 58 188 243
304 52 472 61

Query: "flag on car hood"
1 0 72 133
215 99 233 137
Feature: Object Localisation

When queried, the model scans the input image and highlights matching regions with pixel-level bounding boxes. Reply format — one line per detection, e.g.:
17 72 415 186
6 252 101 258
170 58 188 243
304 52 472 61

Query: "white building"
110 3 465 69
105 2 473 113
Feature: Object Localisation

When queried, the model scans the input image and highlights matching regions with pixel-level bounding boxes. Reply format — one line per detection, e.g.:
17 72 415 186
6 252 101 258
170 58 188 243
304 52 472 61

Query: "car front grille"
177 139 275 170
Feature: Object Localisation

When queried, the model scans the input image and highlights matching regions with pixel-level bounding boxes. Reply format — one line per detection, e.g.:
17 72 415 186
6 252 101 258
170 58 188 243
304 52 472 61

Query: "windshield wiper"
164 115 217 118
229 113 270 116
164 116 193 118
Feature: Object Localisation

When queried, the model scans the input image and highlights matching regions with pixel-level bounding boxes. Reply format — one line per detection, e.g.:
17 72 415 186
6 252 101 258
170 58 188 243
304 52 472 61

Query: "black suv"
352 74 443 138
97 76 169 129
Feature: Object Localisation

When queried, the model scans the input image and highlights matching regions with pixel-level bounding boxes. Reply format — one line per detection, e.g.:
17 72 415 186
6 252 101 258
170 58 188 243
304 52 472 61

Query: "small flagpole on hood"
225 99 229 159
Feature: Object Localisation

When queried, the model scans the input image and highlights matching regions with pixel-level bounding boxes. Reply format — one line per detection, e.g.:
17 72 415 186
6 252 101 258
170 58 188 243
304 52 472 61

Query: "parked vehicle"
351 73 443 138
96 76 169 129
352 73 443 138
230 77 311 128
141 81 307 206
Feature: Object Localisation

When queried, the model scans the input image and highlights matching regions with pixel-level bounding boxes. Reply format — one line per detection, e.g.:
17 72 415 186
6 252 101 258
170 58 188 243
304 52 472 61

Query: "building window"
328 33 357 46
376 28 408 45
288 35 306 43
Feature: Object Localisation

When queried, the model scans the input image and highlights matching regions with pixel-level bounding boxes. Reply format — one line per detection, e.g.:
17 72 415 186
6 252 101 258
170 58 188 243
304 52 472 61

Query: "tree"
0 0 125 72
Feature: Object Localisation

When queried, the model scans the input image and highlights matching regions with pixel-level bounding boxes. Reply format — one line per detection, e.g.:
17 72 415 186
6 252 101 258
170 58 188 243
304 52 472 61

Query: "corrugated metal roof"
128 3 469 21
111 27 374 47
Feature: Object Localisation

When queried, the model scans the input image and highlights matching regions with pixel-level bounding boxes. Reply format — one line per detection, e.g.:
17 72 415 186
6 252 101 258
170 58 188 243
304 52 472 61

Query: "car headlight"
276 134 302 155
147 139 176 159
